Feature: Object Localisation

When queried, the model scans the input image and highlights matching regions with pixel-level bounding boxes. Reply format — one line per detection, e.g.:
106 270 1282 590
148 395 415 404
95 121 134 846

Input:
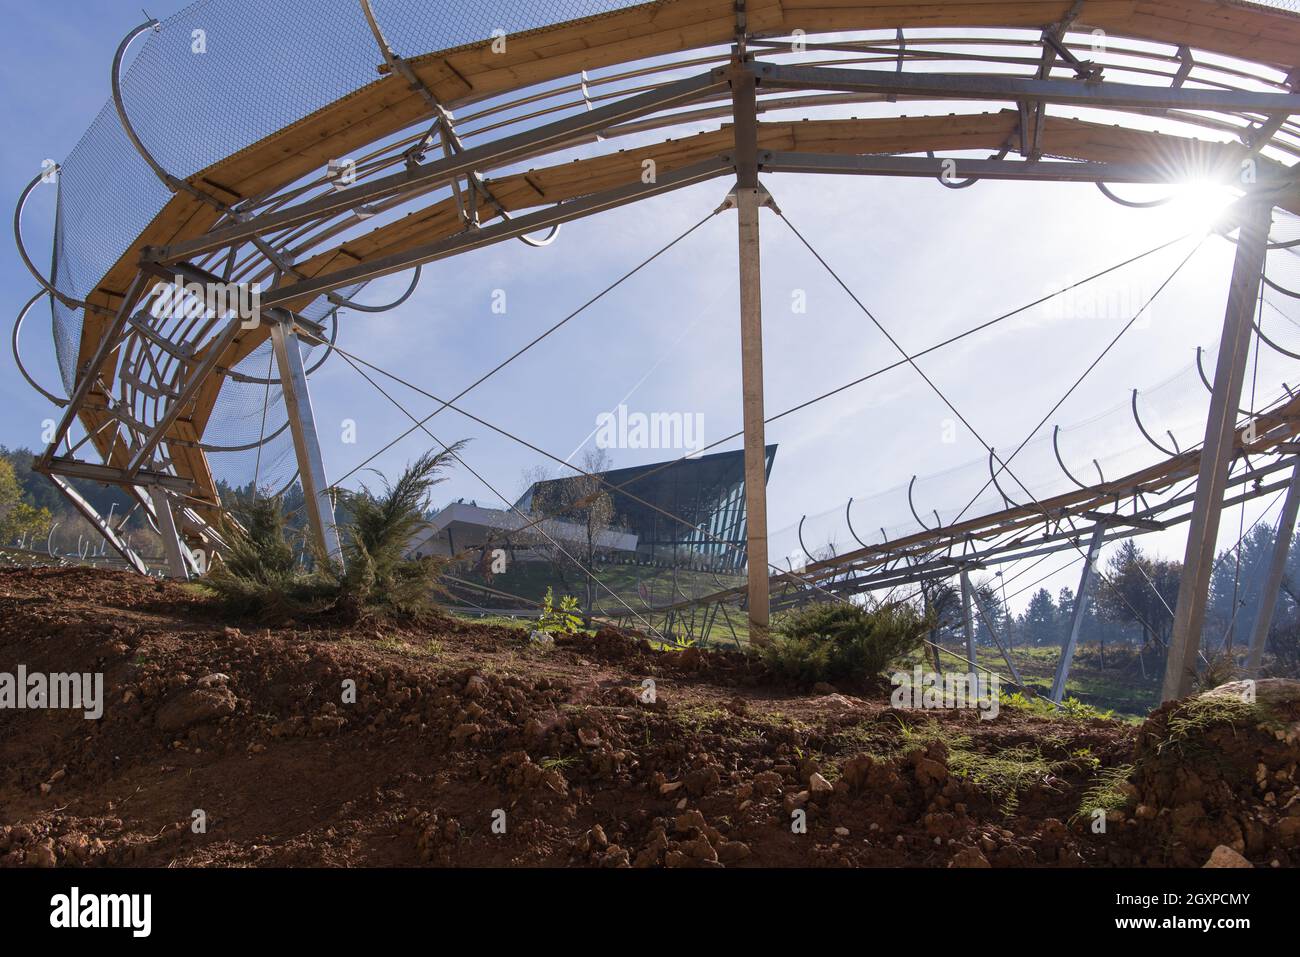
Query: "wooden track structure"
34 0 1298 515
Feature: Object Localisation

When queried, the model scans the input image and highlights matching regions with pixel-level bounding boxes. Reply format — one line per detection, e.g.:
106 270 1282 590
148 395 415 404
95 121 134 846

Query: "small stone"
1204 845 1252 868
451 722 482 743
675 810 707 834
155 687 237 733
685 766 720 796
717 842 751 863
751 770 783 797
914 757 948 787
808 772 833 797
28 839 57 868
949 846 990 868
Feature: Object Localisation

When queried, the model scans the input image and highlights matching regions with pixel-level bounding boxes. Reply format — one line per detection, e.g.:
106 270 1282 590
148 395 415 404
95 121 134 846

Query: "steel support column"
731 61 771 640
1051 524 1106 704
959 570 977 675
1162 197 1273 701
149 484 191 580
1246 457 1300 676
269 317 344 564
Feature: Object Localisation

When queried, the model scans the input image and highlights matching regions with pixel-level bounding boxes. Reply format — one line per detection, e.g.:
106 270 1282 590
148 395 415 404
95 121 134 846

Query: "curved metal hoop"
907 475 934 531
12 290 68 405
1249 308 1300 360
926 149 1008 189
844 497 869 549
199 418 292 454
13 170 87 310
1130 388 1179 456
326 265 423 313
1092 458 1108 487
987 447 1023 509
270 468 302 502
1263 273 1300 300
516 223 562 247
1196 345 1255 418
797 515 816 564
112 20 174 191
1052 424 1091 491
1096 181 1175 208
112 19 231 217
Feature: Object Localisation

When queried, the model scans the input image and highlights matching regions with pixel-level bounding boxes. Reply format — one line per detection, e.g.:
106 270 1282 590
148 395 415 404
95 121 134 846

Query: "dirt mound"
1125 679 1300 867
0 566 1296 867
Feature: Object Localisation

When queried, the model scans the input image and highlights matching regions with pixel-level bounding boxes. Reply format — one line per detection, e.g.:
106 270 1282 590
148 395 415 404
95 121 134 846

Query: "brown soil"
0 567 1296 868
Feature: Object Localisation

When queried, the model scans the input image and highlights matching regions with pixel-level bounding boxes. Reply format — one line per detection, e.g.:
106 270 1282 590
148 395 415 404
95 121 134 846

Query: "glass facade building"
517 445 777 572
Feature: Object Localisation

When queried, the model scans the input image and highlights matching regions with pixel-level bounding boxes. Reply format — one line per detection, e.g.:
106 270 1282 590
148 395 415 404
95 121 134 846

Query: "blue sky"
4 2 1297 612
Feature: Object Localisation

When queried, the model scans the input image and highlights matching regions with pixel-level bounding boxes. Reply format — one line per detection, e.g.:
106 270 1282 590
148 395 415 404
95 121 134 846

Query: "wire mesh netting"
372 0 650 59
45 0 656 493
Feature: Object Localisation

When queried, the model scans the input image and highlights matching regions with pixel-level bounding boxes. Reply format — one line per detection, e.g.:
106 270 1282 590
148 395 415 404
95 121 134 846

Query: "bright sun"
1166 178 1239 232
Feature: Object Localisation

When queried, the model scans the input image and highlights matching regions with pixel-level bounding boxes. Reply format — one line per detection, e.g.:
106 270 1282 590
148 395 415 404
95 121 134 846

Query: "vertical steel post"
731 60 770 640
1246 457 1300 676
1051 524 1106 703
149 485 190 580
1162 197 1272 701
269 317 344 564
959 570 977 675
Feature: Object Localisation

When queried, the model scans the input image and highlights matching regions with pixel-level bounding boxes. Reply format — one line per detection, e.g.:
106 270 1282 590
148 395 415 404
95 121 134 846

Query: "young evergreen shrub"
334 444 465 620
203 445 466 625
761 601 932 685
205 495 334 621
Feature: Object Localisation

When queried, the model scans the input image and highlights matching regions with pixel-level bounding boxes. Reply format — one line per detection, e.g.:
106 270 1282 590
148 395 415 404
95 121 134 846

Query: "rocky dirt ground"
1 566 1298 868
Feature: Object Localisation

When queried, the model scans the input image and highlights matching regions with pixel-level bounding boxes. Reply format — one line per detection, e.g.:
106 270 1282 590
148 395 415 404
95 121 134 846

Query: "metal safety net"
44 0 651 496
